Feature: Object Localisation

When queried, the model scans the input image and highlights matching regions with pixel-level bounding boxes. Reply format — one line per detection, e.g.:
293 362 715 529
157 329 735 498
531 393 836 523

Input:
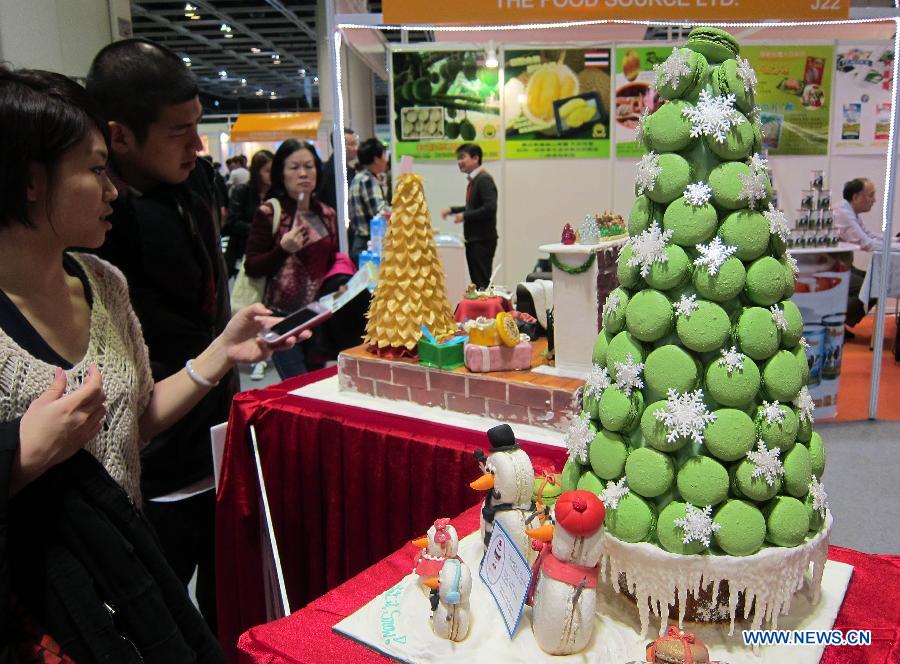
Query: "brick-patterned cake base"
337 341 583 431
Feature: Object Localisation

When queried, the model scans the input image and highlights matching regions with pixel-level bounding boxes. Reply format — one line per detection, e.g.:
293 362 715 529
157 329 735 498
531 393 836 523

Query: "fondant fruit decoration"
622 49 641 82
497 312 521 347
524 64 579 123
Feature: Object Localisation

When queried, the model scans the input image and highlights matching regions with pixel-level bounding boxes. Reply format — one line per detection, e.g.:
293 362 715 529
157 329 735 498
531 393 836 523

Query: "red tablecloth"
237 501 900 664
453 295 512 323
215 368 568 661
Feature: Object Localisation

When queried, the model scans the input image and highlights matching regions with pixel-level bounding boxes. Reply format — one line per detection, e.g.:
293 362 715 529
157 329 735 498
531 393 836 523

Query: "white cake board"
334 532 852 664
290 375 566 449
531 364 589 380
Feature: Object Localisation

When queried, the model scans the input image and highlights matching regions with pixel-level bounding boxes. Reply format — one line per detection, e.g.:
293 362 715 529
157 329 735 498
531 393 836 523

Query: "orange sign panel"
382 0 850 25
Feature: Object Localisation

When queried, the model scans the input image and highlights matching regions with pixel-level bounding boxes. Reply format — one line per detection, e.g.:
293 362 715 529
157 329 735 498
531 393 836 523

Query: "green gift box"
418 337 465 370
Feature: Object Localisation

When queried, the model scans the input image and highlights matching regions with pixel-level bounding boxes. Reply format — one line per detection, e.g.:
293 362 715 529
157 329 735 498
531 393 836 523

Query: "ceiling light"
224 33 234 39
251 47 261 54
220 23 232 33
313 76 319 85
485 41 499 69
189 14 200 20
213 100 220 107
256 89 264 96
240 78 247 86
270 93 278 99
184 2 196 11
271 53 280 61
182 56 192 66
298 68 306 78
218 70 227 79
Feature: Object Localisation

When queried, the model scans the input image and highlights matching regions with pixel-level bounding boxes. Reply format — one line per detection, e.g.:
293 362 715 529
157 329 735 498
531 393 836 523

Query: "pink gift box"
464 342 532 372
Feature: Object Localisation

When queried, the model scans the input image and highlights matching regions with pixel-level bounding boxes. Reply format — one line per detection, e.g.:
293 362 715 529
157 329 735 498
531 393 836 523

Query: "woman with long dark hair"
223 149 273 277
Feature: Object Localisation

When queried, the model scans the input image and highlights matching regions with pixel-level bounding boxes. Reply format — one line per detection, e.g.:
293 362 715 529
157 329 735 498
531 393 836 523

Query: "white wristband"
185 359 219 388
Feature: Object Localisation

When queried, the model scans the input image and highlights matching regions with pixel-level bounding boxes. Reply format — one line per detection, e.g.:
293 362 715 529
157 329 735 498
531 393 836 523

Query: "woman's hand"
15 365 106 491
220 303 311 364
279 225 310 253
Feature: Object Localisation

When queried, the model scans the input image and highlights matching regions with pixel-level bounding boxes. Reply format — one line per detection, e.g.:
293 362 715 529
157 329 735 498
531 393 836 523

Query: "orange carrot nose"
422 577 440 590
411 536 429 549
526 523 554 543
469 472 494 491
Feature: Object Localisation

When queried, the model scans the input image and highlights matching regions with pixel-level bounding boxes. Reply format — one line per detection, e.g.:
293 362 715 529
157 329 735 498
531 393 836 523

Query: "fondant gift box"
464 341 532 372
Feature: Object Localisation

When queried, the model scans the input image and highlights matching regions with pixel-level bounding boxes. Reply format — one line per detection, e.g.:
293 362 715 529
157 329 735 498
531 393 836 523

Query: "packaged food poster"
831 43 894 154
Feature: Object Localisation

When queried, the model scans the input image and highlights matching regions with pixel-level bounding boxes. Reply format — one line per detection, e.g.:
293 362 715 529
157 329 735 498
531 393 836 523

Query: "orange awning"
230 112 323 142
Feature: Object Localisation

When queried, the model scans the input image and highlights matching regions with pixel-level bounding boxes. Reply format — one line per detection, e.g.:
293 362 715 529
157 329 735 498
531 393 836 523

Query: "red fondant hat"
553 490 606 536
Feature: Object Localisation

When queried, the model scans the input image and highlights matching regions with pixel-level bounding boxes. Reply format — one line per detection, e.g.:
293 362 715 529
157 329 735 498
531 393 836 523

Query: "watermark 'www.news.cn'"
742 629 872 647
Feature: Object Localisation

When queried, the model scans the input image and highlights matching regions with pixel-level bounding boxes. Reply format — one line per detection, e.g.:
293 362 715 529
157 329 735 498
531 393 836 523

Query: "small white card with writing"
478 519 532 639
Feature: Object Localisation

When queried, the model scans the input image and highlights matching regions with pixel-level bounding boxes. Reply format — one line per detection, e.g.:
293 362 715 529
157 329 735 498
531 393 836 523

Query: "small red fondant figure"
561 223 576 245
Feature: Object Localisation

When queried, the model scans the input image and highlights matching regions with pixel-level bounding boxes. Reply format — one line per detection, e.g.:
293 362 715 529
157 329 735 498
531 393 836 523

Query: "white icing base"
599 512 834 639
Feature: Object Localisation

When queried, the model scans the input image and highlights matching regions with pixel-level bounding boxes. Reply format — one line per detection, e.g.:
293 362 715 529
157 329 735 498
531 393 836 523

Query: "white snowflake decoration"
602 291 621 325
719 346 745 375
634 107 651 145
599 476 630 511
693 236 738 277
654 388 717 445
614 354 645 397
809 476 828 519
761 400 786 425
786 252 800 276
748 152 770 174
682 90 746 143
736 56 759 95
635 151 663 195
674 504 721 548
770 304 789 332
675 294 699 318
627 222 673 277
793 386 815 424
747 441 784 487
750 105 762 124
565 411 593 464
684 181 712 207
764 203 790 242
584 364 612 400
739 169 770 210
656 48 693 90
800 336 811 351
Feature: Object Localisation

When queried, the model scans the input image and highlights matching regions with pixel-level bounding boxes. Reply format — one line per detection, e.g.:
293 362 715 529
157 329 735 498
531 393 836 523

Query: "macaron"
762 350 803 402
663 196 718 247
792 345 811 386
624 447 675 498
657 501 708 554
592 329 614 366
736 306 781 361
705 353 761 407
732 458 782 502
806 489 827 531
534 475 564 507
599 388 644 433
779 255 797 297
745 257 789 306
782 443 812 498
603 287 631 334
693 256 746 302
713 499 766 556
644 153 692 205
641 400 690 452
617 244 644 288
646 245 691 291
705 408 756 461
576 470 606 495
712 57 756 113
589 428 630 480
707 113 754 161
677 455 730 506
606 332 648 378
796 412 813 443
626 289 675 342
645 100 697 153
645 344 700 396
719 209 771 261
656 47 709 101
629 195 663 237
560 459 584 492
807 431 826 478
686 27 740 64
676 300 730 353
679 136 720 183
582 391 600 420
709 161 770 211
604 492 657 543
764 496 810 547
752 121 764 154
755 404 799 451
778 300 804 348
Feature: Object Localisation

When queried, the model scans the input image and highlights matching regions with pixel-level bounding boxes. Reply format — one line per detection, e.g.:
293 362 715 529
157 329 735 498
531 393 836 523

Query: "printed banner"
831 43 894 155
613 46 673 158
392 50 501 161
504 48 612 159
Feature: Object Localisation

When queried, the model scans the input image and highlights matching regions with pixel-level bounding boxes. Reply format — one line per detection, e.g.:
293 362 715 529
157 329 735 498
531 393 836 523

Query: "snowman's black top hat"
486 424 519 452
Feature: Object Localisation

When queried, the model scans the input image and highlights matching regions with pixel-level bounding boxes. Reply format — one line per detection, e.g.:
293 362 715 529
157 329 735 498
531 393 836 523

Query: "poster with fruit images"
503 48 611 159
391 49 501 161
615 45 834 157
831 42 894 155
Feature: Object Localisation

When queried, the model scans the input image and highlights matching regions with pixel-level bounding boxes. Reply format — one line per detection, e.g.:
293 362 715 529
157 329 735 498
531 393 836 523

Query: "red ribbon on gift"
646 626 697 664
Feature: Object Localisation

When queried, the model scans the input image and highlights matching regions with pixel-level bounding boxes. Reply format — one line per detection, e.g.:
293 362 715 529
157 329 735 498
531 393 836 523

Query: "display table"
215 368 568 660
859 248 900 304
236 503 900 664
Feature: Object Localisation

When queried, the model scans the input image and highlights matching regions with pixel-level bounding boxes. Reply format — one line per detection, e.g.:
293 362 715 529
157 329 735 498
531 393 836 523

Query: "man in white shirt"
834 178 880 333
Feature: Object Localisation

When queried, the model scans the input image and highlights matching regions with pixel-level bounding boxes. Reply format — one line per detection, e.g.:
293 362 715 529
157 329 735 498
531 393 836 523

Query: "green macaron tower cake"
562 27 832 641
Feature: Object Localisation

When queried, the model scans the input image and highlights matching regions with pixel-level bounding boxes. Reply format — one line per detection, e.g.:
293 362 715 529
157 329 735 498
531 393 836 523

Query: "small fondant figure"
412 518 459 594
424 558 472 642
646 626 710 664
561 223 576 245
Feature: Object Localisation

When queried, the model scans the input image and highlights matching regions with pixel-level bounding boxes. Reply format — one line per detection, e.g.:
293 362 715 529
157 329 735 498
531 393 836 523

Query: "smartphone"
260 302 332 345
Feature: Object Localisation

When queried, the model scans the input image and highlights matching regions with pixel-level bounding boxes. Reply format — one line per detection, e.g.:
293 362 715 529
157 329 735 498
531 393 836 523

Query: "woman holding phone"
0 67 304 662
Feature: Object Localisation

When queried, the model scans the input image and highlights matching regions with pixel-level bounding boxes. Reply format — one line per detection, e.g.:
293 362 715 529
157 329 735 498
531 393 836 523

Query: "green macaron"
589 428 630 480
576 470 606 495
645 344 700 396
626 289 675 342
712 57 756 113
617 244 643 289
602 287 631 334
719 209 771 262
657 501 708 554
782 443 812 498
732 458 782 502
705 408 757 461
534 475 564 507
604 492 657 543
641 400 690 452
792 345 810 386
560 459 584 492
705 352 761 407
764 496 810 547
592 329 614 366
663 196 718 247
707 113 754 161
606 332 648 378
736 306 781 361
806 489 827 531
656 48 709 101
677 455 730 506
807 431 826 478
629 195 663 237
778 300 804 348
686 27 740 64
646 100 697 153
709 161 770 211
755 404 799 451
644 153 692 205
796 412 813 443
599 388 644 433
762 350 803 402
646 245 691 291
676 299 731 353
745 257 789 306
625 447 675 498
714 499 766 556
582 391 600 420
693 256 746 302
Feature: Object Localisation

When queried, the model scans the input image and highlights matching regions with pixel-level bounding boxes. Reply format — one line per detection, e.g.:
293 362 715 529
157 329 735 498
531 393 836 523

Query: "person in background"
834 178 882 336
227 154 250 192
320 126 359 211
86 38 231 633
223 149 273 278
202 154 229 227
347 137 389 265
440 143 498 289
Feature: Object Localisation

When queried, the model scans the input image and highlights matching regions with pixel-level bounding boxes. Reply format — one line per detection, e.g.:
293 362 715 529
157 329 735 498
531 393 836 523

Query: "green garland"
550 252 596 274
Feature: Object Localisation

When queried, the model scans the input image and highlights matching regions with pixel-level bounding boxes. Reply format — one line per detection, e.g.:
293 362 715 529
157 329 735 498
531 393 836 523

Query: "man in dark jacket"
441 143 499 289
87 39 233 633
319 127 359 210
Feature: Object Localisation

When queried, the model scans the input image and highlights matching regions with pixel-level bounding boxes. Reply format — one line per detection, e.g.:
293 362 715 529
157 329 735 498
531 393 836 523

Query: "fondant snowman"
411 518 459 594
470 424 535 561
526 490 606 655
424 558 472 642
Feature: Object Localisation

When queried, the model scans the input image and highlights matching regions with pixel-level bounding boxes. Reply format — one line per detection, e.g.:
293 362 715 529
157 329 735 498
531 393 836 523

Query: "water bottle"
370 212 387 256
357 241 379 291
